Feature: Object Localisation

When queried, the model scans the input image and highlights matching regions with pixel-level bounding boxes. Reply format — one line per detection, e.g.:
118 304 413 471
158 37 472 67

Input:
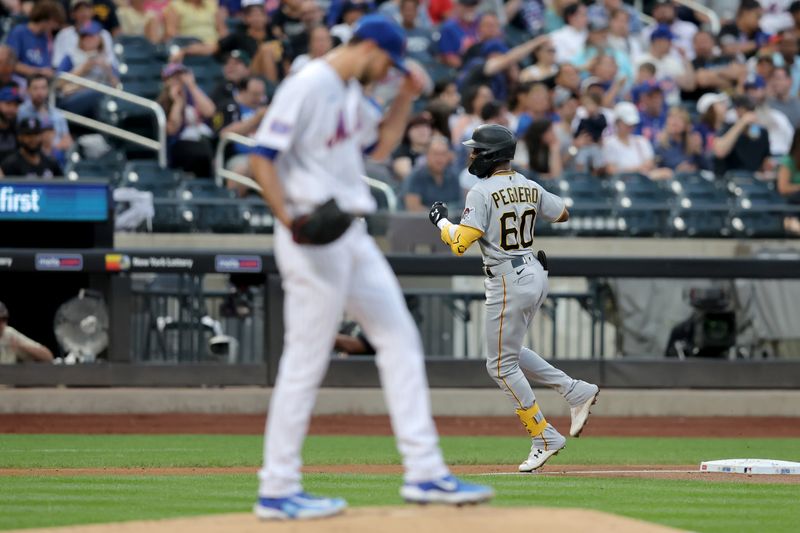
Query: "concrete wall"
2 388 799 417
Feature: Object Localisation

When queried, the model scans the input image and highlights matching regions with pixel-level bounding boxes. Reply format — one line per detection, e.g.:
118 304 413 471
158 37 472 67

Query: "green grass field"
1 435 798 532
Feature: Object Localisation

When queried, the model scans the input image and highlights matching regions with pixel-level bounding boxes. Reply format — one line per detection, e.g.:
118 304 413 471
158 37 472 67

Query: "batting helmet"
462 124 516 178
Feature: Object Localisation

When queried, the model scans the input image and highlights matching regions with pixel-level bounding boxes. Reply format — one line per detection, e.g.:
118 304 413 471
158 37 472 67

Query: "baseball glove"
291 199 353 244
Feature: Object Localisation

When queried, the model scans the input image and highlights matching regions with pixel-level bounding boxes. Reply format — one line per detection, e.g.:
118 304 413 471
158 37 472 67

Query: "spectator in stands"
682 30 744 103
392 111 433 183
573 19 633 84
18 74 73 165
777 129 800 200
519 38 557 83
404 136 460 211
6 1 66 79
573 91 608 173
636 81 667 144
555 63 581 93
551 88 583 168
118 0 162 42
0 301 53 364
211 49 251 103
451 83 492 145
502 0 545 36
289 25 332 74
218 0 280 82
460 34 551 104
461 12 502 65
695 92 730 165
543 0 571 33
515 118 563 178
718 0 771 59
642 0 696 59
589 54 628 108
330 1 368 44
745 74 794 155
603 101 655 175
772 28 800 97
427 0 452 26
396 0 435 63
380 0 432 29
56 22 119 119
768 66 800 127
0 86 21 162
713 95 772 174
164 0 227 57
437 0 481 68
636 25 695 99
271 0 313 62
219 75 268 194
551 2 588 64
653 106 704 174
86 0 122 35
607 8 643 61
0 46 26 94
0 117 62 178
511 81 553 136
159 63 216 177
53 0 117 72
587 0 642 35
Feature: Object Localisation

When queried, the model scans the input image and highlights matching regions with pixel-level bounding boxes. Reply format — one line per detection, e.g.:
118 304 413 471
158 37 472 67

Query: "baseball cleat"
569 384 600 437
519 431 566 472
400 475 494 505
254 492 347 520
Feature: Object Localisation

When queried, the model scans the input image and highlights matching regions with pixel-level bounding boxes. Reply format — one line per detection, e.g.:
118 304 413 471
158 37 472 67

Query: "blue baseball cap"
650 24 674 42
353 14 408 74
745 74 766 90
78 21 103 36
0 86 22 103
481 39 509 57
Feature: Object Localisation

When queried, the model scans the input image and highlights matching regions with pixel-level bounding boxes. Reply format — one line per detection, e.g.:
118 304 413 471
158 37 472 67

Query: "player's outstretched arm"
250 154 292 228
429 202 483 256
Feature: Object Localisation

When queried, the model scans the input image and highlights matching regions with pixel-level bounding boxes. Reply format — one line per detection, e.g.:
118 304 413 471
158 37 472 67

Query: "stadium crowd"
0 0 799 213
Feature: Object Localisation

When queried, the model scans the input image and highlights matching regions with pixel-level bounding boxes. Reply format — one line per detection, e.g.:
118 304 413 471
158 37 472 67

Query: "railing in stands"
50 72 168 168
215 131 398 212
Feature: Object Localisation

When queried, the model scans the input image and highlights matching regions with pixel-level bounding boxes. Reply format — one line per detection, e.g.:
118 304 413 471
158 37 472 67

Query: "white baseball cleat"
569 384 600 437
519 430 566 472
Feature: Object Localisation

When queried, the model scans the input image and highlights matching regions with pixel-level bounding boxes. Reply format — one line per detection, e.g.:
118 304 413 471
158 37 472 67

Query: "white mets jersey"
253 59 380 217
460 170 566 266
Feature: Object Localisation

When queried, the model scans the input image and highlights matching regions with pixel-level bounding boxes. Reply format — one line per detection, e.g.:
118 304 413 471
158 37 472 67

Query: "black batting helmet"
463 124 516 178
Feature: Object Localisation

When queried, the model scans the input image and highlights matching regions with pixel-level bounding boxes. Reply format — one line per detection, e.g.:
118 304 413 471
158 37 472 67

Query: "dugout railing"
1 249 800 388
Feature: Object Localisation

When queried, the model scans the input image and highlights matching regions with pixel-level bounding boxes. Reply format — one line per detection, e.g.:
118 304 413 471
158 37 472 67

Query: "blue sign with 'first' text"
0 181 109 222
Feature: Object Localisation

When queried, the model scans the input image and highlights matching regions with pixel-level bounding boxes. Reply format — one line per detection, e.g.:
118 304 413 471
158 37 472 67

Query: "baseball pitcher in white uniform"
249 14 493 520
429 124 600 472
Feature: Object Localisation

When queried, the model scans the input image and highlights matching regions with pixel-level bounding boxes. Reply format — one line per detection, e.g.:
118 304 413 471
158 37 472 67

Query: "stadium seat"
122 161 183 196
150 198 198 232
64 158 126 184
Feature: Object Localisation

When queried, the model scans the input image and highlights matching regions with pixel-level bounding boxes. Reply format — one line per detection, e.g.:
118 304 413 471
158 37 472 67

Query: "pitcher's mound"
11 506 683 533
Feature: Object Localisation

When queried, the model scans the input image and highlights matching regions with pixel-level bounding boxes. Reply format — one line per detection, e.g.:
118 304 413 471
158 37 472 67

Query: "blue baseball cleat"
253 492 347 520
400 475 494 505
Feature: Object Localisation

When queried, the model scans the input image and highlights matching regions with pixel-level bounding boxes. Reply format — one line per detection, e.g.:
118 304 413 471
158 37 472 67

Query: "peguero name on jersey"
491 186 540 209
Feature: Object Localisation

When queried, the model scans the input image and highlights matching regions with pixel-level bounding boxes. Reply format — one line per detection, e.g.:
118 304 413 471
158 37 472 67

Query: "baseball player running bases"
249 15 493 520
429 124 600 472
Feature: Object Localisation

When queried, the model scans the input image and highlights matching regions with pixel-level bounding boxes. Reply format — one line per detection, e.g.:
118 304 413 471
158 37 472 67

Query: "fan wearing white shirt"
641 0 697 60
602 102 655 175
551 3 588 64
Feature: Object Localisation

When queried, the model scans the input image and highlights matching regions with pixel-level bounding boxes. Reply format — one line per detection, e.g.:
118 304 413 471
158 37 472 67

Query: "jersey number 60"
499 209 537 251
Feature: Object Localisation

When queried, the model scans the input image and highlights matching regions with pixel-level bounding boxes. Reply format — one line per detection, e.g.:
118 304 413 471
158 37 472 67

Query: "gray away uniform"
460 169 590 447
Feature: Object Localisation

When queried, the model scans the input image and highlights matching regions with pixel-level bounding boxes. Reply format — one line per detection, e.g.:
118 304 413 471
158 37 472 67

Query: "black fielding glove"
291 199 353 244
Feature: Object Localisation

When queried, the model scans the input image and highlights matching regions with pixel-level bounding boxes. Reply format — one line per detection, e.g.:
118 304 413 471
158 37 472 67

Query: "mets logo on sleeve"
270 120 291 134
215 255 262 273
35 253 83 271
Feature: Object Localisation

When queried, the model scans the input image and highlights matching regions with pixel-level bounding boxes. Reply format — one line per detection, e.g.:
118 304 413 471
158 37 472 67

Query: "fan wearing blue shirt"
6 1 66 79
437 0 480 68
